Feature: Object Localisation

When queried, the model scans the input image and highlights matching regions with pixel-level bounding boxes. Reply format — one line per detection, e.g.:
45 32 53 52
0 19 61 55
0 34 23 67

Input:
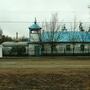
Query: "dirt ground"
0 56 90 90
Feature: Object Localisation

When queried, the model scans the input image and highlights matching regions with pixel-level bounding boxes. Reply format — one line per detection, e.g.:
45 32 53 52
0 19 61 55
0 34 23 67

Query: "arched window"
66 45 71 51
80 44 85 51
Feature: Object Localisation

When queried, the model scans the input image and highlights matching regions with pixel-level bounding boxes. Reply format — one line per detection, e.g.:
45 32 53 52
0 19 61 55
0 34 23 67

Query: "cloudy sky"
0 0 90 37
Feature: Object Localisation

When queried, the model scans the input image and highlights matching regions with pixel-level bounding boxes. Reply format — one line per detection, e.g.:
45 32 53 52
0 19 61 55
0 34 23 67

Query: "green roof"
29 19 41 30
29 23 41 30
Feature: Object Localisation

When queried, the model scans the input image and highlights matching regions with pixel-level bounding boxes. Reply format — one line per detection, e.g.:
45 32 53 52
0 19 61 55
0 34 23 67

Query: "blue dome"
29 19 41 30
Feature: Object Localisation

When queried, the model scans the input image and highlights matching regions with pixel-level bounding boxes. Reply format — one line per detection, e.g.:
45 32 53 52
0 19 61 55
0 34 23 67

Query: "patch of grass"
0 57 90 68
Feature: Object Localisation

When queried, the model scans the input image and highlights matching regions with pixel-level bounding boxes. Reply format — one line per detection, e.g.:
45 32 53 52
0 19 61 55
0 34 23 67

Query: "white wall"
0 45 2 58
28 44 35 55
30 34 40 42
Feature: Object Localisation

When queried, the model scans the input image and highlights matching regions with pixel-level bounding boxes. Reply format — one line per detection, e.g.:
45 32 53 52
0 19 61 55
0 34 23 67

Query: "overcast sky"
0 0 90 37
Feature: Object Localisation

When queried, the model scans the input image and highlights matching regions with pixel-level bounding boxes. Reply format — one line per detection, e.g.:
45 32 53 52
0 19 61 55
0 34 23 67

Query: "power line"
0 21 90 23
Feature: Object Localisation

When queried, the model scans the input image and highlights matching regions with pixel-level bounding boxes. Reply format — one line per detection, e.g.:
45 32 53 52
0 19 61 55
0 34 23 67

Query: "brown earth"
0 68 89 90
0 57 90 90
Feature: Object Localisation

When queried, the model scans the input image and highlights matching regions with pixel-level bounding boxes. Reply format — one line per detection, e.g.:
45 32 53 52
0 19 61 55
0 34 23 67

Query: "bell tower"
29 18 41 42
28 18 42 56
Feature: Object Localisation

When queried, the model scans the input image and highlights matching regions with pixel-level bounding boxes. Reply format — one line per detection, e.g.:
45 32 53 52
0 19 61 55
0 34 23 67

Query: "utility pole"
88 5 90 31
88 5 90 54
16 32 19 42
74 16 77 31
88 5 90 22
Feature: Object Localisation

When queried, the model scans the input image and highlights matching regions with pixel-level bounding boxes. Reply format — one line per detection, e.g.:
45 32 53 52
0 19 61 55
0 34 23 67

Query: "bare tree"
79 22 84 32
79 22 88 52
88 26 90 32
42 13 61 54
79 22 88 42
68 17 79 55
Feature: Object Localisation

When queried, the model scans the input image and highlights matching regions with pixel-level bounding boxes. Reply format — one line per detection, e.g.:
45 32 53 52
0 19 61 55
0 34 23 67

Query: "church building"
1 19 90 56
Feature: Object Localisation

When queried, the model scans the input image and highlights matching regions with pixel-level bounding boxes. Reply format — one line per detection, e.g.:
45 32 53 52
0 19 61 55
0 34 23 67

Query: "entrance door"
35 46 41 56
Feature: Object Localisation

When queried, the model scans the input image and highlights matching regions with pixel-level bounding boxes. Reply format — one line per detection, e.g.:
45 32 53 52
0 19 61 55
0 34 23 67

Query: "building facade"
27 20 90 56
2 20 90 56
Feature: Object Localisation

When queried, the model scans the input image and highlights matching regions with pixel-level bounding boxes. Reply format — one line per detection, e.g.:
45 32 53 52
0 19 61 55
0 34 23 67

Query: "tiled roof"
41 31 90 42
